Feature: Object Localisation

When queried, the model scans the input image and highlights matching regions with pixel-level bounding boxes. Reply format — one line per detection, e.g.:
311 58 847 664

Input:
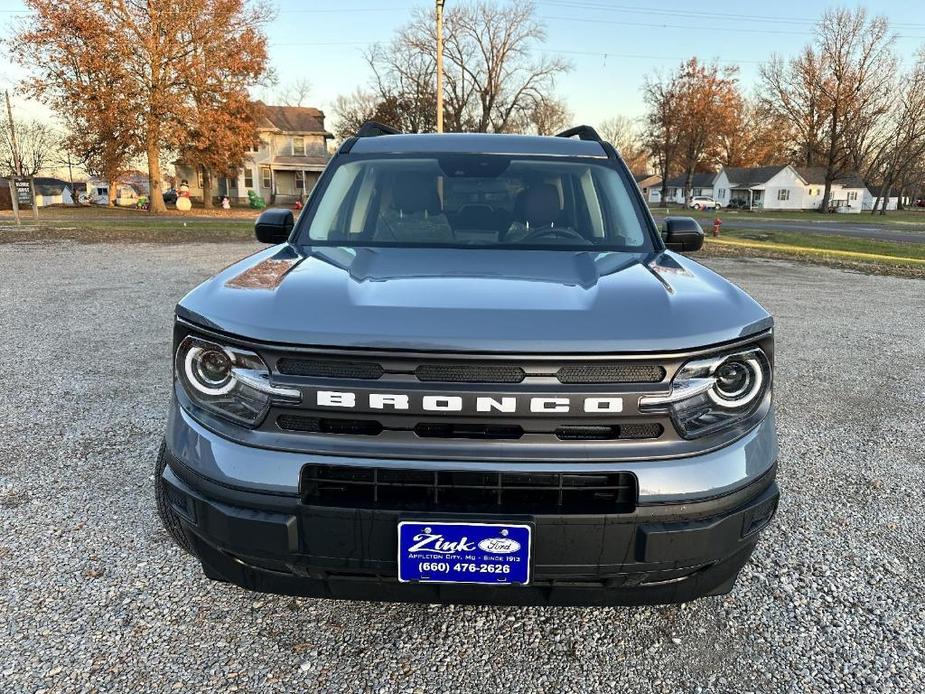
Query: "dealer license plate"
397 521 531 585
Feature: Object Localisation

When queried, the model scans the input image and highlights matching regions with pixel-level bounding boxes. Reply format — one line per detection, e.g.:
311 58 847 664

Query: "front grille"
414 423 524 439
276 358 384 380
557 364 665 383
277 415 383 436
415 363 525 383
301 465 637 513
263 347 679 458
554 423 664 440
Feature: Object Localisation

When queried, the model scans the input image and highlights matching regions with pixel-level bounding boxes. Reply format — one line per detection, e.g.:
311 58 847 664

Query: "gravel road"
1 241 923 693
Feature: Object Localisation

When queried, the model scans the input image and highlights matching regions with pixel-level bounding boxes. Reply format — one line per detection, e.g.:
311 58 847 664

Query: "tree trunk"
683 168 694 205
820 180 833 213
146 130 166 214
897 185 906 210
878 182 892 215
202 166 213 209
108 179 117 207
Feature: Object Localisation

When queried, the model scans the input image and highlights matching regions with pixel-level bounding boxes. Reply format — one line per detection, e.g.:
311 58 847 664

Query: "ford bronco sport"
156 123 779 606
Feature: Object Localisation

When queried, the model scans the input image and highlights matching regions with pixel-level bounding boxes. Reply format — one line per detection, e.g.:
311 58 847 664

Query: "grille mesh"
276 358 384 380
556 363 665 384
301 466 637 513
415 363 525 383
277 415 383 436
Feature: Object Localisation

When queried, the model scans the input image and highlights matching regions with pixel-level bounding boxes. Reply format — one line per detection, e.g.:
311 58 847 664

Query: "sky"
3 0 925 130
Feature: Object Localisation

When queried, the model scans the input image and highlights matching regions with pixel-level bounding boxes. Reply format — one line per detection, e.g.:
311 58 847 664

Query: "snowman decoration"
176 179 192 212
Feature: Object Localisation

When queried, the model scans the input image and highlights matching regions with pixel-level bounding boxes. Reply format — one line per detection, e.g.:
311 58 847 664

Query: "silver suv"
156 124 779 606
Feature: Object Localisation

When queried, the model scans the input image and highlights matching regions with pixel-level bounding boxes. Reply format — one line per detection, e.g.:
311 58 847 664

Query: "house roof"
257 102 333 137
721 165 787 188
33 177 71 196
633 173 661 184
664 172 717 188
796 167 866 188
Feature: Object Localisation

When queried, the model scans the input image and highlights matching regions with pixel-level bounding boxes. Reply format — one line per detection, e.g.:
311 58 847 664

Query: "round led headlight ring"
184 345 235 395
707 355 764 408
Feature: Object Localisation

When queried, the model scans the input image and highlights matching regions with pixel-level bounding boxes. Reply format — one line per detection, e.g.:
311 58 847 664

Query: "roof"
33 177 71 196
257 102 333 136
796 167 866 188
349 132 608 157
721 165 787 187
634 173 660 183
664 172 718 188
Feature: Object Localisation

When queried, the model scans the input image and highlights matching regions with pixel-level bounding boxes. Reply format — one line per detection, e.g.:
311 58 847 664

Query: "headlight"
175 335 300 427
640 345 771 439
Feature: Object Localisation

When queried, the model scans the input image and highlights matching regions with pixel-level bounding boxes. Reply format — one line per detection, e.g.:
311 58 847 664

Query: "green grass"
1 206 258 242
649 204 925 227
718 228 925 260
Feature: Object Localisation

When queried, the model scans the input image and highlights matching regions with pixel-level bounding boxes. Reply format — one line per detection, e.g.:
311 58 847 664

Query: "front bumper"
160 410 780 606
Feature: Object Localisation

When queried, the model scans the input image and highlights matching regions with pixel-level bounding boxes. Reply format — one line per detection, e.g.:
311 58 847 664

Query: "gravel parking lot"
1 240 923 693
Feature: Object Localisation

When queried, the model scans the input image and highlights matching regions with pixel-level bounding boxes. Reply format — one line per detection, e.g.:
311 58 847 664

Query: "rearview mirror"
255 208 294 244
662 217 704 252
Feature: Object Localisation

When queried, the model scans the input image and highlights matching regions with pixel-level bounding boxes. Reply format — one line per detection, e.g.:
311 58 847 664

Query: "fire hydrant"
712 216 722 237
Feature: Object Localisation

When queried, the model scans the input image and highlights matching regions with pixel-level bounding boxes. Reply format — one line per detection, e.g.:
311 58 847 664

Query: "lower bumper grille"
300 466 638 514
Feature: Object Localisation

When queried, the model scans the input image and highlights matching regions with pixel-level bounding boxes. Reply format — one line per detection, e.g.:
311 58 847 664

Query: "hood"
176 244 772 353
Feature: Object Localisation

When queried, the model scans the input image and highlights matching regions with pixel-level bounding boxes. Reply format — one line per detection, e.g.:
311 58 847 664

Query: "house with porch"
661 172 718 204
713 165 868 211
175 103 334 206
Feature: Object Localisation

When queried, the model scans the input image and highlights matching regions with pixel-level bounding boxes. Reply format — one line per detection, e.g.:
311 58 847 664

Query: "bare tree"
277 79 313 107
363 1 569 133
761 9 895 211
642 71 683 201
530 97 571 135
599 116 649 173
760 48 828 167
0 117 59 177
866 49 925 214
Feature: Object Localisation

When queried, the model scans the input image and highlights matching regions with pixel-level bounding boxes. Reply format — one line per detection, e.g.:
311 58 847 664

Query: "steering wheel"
517 226 588 243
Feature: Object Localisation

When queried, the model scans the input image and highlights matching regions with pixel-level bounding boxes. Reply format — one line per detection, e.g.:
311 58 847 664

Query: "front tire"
155 441 195 555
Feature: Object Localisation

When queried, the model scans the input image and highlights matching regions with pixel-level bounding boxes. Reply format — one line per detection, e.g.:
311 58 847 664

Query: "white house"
713 165 868 212
32 178 75 207
633 173 662 203
660 172 718 204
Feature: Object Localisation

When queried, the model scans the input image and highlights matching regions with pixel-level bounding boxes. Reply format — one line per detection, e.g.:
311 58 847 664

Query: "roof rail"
356 121 402 138
555 125 603 142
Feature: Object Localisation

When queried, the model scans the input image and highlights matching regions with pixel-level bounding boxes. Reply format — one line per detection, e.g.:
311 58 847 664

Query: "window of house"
295 171 304 190
292 137 305 156
848 191 857 201
244 168 253 189
261 167 272 191
196 169 203 188
778 189 790 201
718 188 726 199
693 188 702 196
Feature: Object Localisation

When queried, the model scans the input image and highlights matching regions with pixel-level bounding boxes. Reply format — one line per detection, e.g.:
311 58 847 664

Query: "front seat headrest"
521 183 560 228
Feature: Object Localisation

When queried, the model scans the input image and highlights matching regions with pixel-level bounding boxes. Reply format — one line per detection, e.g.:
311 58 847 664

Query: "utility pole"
4 90 23 177
436 0 445 133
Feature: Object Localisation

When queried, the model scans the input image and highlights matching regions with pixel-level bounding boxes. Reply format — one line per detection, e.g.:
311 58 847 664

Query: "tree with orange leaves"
12 0 272 214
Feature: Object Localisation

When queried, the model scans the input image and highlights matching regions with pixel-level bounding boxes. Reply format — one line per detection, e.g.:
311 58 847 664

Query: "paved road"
653 214 925 244
1 241 923 693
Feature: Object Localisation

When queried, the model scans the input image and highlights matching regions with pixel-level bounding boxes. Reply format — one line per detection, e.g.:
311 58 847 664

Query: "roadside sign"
13 178 32 207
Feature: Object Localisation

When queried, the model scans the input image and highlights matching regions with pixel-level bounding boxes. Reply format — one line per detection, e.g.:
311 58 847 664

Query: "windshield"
299 155 654 251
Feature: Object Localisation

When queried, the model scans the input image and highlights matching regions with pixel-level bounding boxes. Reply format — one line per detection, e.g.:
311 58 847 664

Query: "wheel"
693 203 701 210
155 441 195 555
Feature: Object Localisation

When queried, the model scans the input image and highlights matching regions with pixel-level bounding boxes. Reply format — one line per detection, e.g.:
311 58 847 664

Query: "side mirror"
662 217 704 252
255 208 294 244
